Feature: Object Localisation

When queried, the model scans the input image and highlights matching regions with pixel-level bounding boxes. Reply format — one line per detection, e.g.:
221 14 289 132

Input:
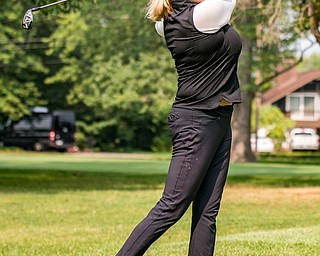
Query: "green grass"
257 151 320 165
0 152 319 255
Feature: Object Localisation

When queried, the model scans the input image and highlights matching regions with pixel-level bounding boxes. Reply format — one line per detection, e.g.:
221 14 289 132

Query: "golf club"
22 0 68 30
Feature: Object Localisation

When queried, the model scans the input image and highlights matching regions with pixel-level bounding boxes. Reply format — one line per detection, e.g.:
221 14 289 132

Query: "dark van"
0 107 76 152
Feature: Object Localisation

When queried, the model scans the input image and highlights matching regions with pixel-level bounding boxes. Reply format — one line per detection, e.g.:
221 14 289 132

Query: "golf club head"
22 9 33 30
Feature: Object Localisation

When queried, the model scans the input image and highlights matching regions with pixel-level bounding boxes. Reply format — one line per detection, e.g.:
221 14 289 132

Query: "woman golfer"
117 0 242 255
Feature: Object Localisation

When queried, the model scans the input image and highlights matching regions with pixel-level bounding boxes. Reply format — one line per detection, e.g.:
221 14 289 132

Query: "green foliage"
253 105 295 151
2 0 316 153
0 0 97 123
234 1 298 93
69 51 176 151
292 0 320 32
45 0 176 151
0 2 48 122
298 53 320 72
0 80 45 121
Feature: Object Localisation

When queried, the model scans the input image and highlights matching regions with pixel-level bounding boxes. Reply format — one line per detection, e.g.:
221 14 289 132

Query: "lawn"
0 152 319 256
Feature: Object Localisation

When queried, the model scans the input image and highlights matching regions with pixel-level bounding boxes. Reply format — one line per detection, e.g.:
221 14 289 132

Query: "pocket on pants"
168 112 179 138
174 161 192 192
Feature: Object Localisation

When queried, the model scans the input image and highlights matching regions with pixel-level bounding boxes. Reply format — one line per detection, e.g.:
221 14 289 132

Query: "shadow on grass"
226 175 320 187
257 152 320 165
0 169 167 193
0 168 319 193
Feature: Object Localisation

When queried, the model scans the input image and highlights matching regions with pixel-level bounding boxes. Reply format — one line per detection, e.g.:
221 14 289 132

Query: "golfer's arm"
193 0 236 33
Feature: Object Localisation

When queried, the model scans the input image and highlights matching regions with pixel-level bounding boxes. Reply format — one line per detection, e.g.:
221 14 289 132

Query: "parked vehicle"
251 135 275 153
251 128 292 153
290 128 319 151
250 128 276 153
0 107 76 152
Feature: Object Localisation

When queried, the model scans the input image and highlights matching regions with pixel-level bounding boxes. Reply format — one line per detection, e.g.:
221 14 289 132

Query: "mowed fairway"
0 152 319 256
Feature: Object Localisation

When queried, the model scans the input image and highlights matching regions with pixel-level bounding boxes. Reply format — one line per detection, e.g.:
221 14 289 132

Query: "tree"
0 1 48 123
298 53 320 72
45 0 177 150
0 0 90 124
294 0 320 44
44 0 304 153
231 0 300 162
9 0 312 154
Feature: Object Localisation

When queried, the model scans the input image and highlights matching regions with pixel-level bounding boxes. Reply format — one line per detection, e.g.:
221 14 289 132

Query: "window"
13 117 32 130
289 96 300 117
286 93 319 120
13 114 53 130
305 96 315 118
31 114 52 129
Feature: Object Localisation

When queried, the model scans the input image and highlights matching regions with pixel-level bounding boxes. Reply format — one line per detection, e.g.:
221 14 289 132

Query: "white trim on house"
285 92 320 121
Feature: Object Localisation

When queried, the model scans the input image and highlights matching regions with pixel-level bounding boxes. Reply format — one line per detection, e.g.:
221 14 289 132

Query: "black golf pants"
117 106 233 256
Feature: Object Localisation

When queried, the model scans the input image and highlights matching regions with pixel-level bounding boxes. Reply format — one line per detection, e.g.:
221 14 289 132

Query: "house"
262 68 320 136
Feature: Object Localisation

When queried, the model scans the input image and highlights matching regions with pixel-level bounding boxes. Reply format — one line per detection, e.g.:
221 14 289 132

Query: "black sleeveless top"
164 0 242 110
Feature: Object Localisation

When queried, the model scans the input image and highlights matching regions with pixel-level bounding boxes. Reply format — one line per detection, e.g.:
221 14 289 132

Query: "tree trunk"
308 0 320 44
231 91 255 162
231 35 256 163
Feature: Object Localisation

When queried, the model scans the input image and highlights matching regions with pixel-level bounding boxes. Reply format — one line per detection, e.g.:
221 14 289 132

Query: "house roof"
295 120 320 129
262 69 320 105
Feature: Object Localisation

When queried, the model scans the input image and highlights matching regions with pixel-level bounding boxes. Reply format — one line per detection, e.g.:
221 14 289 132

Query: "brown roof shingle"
262 70 320 105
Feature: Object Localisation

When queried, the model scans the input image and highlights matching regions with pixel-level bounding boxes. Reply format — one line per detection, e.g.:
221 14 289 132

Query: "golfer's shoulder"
193 0 236 34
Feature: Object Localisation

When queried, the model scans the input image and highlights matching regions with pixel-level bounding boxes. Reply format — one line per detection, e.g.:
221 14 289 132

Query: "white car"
251 135 275 153
290 128 319 151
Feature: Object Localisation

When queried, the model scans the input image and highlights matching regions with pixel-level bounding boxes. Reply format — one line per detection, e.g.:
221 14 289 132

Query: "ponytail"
146 0 172 22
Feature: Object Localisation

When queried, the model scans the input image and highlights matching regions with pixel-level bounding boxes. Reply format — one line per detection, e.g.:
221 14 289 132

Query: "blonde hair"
146 0 172 22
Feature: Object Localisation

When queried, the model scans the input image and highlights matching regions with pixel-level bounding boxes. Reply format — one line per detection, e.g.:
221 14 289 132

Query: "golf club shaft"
32 0 68 11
